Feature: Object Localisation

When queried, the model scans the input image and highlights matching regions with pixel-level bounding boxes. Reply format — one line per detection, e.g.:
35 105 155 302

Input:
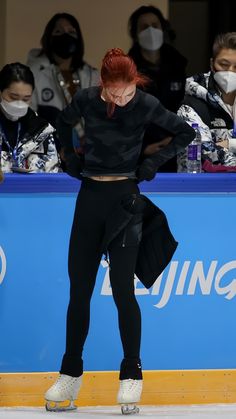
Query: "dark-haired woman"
26 13 99 154
44 48 194 413
128 5 188 172
0 62 59 173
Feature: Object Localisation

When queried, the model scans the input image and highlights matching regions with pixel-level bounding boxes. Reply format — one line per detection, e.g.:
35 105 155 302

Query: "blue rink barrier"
0 173 236 373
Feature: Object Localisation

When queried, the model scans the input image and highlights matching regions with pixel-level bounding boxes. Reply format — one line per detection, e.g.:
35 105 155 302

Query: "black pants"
60 178 143 379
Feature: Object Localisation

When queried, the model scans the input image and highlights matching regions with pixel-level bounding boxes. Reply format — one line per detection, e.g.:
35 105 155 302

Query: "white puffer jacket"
0 108 60 173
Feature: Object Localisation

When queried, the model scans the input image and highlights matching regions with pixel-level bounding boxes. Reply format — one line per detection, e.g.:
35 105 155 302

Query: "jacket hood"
26 48 50 69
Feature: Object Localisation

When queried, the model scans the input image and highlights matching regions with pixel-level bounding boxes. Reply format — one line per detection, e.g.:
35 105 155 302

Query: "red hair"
101 48 148 87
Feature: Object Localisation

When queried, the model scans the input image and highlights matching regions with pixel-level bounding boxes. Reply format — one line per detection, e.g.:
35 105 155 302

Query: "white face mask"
138 26 163 51
213 71 236 94
0 99 29 121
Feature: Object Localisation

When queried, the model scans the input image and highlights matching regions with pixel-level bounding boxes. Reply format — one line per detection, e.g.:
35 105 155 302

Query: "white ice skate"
45 373 82 412
117 379 143 415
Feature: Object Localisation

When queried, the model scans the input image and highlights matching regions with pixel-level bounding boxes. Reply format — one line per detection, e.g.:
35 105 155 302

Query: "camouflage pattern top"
57 86 194 177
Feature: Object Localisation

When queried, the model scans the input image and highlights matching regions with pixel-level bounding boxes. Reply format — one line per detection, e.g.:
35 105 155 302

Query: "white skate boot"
45 373 82 411
117 379 143 415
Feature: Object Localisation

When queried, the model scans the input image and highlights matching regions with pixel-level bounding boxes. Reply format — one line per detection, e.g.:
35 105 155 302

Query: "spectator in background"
128 5 188 172
0 62 60 174
26 13 99 157
177 32 236 172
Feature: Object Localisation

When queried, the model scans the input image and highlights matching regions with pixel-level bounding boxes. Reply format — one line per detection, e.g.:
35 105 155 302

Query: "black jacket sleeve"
56 90 84 155
142 100 195 172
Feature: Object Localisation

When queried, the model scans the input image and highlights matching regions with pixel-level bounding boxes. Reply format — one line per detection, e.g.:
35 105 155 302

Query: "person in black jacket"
44 48 194 413
128 5 188 172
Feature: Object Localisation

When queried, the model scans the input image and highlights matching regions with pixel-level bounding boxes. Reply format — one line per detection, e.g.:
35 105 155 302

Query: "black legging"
60 178 142 378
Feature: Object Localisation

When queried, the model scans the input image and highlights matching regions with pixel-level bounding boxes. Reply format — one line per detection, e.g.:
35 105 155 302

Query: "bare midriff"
89 176 129 181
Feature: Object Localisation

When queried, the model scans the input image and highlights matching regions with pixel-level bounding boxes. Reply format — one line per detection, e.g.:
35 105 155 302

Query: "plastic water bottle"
187 123 202 173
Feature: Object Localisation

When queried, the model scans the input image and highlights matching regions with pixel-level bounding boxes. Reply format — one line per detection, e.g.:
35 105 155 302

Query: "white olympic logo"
0 246 6 285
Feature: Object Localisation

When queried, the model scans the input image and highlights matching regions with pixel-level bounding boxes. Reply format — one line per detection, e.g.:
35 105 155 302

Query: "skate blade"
45 400 77 412
121 404 140 415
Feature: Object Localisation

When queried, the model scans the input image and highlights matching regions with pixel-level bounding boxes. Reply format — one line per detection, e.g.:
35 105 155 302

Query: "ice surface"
0 404 236 419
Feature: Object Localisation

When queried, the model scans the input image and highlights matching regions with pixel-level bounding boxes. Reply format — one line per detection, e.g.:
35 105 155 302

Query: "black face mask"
51 33 78 59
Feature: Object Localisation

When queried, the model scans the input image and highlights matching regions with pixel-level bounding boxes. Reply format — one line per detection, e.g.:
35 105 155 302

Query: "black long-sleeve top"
57 86 195 176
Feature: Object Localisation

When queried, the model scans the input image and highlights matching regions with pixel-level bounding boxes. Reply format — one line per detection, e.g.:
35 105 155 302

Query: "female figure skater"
45 48 194 414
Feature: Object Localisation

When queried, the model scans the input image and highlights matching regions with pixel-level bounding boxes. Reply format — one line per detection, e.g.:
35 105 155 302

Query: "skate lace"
52 374 80 392
120 379 142 396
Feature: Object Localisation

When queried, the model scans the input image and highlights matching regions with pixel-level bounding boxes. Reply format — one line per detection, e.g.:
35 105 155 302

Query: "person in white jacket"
177 32 236 172
0 62 60 174
26 13 99 157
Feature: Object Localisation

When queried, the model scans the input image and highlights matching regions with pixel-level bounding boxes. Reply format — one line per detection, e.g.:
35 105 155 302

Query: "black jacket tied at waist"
102 194 178 289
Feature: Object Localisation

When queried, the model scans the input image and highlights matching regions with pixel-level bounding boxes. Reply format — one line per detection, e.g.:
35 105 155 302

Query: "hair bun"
103 48 126 63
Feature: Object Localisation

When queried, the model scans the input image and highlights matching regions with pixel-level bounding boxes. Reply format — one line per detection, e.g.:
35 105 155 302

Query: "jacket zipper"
122 229 127 247
122 196 136 247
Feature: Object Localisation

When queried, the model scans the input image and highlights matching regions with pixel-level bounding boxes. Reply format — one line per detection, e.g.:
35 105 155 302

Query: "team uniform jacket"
177 71 236 172
27 50 100 126
0 108 60 173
